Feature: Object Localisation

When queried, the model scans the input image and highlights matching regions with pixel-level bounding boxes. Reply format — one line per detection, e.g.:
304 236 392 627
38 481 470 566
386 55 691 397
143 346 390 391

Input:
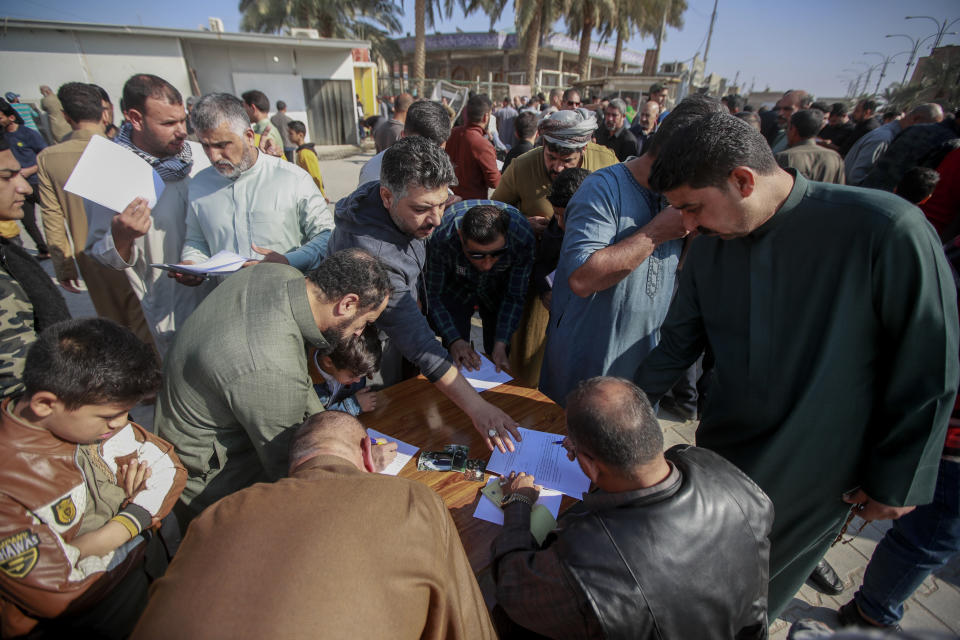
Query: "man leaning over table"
154 249 392 531
176 93 333 275
329 136 522 453
132 411 495 640
491 377 774 639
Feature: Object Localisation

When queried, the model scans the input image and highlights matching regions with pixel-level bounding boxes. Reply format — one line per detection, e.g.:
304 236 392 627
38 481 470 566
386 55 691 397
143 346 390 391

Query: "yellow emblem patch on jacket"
0 530 41 578
53 496 77 526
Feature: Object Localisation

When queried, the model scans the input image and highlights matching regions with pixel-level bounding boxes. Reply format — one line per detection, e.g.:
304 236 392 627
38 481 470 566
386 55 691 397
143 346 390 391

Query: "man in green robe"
635 112 959 619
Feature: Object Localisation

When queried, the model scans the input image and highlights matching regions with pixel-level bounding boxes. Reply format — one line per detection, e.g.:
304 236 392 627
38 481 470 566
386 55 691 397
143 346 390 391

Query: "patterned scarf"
538 108 598 149
115 121 193 182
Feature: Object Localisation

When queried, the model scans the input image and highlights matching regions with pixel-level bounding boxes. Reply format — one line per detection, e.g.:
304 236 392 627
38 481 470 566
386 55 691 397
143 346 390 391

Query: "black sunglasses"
466 247 508 260
566 100 581 107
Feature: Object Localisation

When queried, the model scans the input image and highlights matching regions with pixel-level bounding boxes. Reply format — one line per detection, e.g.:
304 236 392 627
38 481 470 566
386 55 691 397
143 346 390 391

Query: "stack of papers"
151 251 253 276
367 428 419 476
473 476 561 544
486 426 591 498
463 354 513 392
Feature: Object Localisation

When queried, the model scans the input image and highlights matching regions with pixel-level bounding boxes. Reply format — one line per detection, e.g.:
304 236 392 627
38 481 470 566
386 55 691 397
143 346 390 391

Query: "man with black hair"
775 109 844 184
374 92 413 153
240 89 283 153
636 111 958 619
85 73 209 357
270 99 295 161
446 94 500 200
532 167 589 312
358 99 451 186
896 167 940 205
330 136 523 453
838 99 879 157
819 103 854 151
0 318 185 639
491 377 773 639
561 88 582 111
0 99 50 259
425 202 535 373
539 96 720 406
501 111 537 173
36 83 155 351
0 136 70 399
156 248 391 526
596 98 638 161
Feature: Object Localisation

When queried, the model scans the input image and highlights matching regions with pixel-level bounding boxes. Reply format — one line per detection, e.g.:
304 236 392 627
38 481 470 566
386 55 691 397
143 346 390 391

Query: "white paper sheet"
486 426 591 498
463 353 513 392
473 477 563 525
546 269 556 287
150 250 251 276
64 134 164 212
367 428 419 476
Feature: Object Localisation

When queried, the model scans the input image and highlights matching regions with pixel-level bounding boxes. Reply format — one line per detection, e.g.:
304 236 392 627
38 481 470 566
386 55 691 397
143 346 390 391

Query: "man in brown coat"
132 411 497 640
36 82 154 350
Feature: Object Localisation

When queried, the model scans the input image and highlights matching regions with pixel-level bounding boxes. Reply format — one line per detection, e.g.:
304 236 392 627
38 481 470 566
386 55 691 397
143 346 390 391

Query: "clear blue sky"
5 0 959 99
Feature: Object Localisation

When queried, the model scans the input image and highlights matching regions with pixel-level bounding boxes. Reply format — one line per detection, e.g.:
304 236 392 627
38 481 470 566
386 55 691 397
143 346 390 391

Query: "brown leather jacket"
0 399 185 637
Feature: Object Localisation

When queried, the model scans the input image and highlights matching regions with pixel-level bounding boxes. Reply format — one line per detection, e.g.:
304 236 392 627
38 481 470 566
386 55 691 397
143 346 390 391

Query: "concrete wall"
0 27 191 124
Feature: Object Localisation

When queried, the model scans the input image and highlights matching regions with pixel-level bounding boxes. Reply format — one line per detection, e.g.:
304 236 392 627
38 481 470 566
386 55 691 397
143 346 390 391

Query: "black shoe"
658 395 697 421
808 559 844 595
837 600 902 631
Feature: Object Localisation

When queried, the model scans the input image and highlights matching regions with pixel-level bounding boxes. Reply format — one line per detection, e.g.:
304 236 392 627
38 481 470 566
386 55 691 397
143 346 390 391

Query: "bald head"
565 377 664 475
288 411 370 473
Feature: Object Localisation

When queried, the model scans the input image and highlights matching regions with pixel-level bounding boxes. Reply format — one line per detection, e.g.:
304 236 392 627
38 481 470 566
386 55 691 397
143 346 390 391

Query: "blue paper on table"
463 354 513 392
366 428 419 476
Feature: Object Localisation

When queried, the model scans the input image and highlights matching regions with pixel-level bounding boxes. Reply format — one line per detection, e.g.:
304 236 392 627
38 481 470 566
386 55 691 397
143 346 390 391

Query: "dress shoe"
808 559 844 595
837 600 902 631
658 395 697 421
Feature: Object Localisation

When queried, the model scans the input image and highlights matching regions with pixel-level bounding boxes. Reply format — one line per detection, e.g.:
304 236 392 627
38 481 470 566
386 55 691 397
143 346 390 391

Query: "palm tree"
408 0 457 95
563 0 615 80
598 0 685 73
238 0 403 66
464 0 561 95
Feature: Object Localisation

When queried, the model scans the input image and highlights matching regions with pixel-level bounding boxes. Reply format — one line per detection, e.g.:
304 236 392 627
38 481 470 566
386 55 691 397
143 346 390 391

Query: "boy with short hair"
0 318 185 639
310 325 382 415
534 167 589 311
287 120 327 200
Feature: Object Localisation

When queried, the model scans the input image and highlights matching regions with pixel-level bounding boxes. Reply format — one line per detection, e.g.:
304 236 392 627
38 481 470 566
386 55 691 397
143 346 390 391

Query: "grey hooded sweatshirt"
328 181 453 382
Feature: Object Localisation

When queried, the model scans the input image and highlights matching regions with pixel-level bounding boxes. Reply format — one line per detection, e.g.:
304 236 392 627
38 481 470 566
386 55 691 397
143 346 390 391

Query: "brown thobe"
131 455 497 640
36 129 155 350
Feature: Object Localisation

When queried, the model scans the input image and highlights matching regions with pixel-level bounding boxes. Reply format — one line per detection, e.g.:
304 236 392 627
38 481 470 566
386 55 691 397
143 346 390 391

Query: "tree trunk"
525 0 543 96
576 3 594 79
414 0 426 96
613 30 623 73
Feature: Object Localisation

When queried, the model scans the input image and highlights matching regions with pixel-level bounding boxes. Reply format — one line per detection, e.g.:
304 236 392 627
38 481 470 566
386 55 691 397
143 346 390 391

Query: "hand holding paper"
64 134 164 212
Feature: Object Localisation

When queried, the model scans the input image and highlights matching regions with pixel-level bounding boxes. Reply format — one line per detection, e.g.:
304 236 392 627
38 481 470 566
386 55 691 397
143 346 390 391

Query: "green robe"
636 172 959 618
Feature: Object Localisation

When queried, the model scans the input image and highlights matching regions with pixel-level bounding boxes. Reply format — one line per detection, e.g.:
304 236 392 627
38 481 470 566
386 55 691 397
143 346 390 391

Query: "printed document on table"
474 477 563 523
367 428 419 476
486 426 591 498
65 134 164 211
463 354 513 392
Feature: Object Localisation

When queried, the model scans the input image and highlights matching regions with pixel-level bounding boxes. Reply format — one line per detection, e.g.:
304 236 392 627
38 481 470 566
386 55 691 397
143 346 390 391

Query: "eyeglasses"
466 247 508 260
566 101 581 107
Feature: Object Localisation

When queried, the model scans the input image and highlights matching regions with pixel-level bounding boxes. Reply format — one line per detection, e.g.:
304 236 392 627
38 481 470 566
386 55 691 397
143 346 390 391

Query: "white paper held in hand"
64 135 165 212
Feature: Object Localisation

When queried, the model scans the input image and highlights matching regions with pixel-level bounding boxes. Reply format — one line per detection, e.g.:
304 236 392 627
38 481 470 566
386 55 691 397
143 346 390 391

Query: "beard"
214 144 256 179
320 317 353 350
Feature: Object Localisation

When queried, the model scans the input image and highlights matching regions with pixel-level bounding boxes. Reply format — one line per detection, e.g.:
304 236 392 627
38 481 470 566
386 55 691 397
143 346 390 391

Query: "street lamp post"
864 51 908 94
887 31 957 84
905 15 960 53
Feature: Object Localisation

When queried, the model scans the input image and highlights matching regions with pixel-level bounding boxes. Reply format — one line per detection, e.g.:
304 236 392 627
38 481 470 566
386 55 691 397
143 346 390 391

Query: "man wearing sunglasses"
561 88 582 112
425 201 535 374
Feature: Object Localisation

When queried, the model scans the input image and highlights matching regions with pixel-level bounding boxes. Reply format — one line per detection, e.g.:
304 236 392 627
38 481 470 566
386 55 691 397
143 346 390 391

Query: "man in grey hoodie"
329 136 521 452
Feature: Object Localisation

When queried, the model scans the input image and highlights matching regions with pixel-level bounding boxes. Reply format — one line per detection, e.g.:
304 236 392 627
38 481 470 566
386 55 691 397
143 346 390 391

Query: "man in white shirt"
180 93 333 273
85 73 212 357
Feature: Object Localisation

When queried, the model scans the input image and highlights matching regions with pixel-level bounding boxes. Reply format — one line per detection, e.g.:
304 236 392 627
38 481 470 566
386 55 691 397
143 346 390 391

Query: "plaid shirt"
425 200 535 345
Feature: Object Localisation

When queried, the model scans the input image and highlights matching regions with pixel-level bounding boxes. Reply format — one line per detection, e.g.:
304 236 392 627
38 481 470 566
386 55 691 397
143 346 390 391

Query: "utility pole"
654 0 671 75
703 0 719 69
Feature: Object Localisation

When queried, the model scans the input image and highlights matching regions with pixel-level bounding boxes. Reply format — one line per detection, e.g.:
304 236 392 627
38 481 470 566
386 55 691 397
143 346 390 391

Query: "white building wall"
0 28 190 123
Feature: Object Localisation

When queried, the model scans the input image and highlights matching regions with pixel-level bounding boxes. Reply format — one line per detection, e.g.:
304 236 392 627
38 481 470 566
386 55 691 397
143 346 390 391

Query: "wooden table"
360 376 572 572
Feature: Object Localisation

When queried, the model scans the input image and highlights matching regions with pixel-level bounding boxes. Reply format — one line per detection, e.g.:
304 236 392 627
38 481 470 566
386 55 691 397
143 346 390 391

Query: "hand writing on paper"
116 459 152 499
370 440 398 472
500 470 542 502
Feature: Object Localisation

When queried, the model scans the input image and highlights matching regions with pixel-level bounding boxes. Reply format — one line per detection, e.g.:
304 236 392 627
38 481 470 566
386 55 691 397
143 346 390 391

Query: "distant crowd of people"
0 70 958 640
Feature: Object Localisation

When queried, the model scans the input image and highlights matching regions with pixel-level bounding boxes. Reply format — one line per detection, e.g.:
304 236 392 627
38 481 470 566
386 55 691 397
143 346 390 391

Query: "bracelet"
503 492 535 507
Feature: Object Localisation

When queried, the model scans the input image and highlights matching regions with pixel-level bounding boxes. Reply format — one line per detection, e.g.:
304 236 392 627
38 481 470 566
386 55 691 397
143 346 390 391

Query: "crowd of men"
0 70 958 639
